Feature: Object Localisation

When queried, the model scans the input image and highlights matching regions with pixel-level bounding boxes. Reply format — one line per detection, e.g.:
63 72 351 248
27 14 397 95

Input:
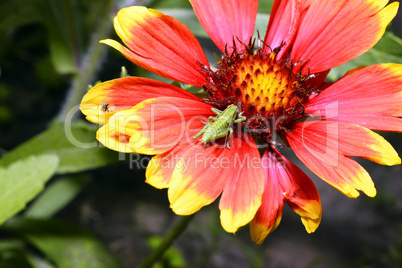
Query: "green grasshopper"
193 104 246 148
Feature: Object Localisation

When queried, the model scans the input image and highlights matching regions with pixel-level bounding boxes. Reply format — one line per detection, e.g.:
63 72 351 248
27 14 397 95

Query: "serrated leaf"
24 175 89 219
0 155 59 226
4 219 121 268
0 122 120 174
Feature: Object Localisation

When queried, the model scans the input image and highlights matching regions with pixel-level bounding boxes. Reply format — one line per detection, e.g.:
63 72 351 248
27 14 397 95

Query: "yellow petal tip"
169 188 211 215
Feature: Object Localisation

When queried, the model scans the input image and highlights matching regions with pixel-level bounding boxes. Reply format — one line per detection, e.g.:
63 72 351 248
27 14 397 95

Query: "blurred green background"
0 0 401 267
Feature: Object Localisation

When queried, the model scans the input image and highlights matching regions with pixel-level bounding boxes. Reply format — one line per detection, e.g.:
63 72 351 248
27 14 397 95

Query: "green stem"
138 215 194 268
56 0 114 122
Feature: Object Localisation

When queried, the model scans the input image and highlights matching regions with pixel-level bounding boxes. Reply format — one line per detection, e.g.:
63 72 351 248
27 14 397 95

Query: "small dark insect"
101 102 110 113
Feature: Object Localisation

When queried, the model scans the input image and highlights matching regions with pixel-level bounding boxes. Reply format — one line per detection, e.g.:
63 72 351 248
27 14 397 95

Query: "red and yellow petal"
218 135 265 233
145 154 174 189
270 148 322 233
305 63 402 132
96 110 140 153
145 124 205 189
250 148 322 244
290 0 399 73
80 77 200 125
97 97 214 155
250 150 285 244
264 0 301 59
167 134 265 234
168 141 227 215
102 6 209 87
190 0 258 53
287 121 400 198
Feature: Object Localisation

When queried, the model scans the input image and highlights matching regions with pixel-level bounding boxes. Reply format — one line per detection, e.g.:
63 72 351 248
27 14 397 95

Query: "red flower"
80 0 401 243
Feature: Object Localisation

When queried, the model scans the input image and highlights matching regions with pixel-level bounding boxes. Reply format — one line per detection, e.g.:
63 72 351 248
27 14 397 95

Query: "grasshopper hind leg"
193 116 216 140
193 121 211 139
225 127 234 149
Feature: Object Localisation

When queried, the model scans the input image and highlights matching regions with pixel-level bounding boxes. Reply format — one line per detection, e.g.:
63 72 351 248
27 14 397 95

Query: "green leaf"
258 0 275 14
328 31 402 80
24 175 89 219
374 31 402 57
0 155 59 226
152 0 192 9
0 121 120 174
4 218 121 268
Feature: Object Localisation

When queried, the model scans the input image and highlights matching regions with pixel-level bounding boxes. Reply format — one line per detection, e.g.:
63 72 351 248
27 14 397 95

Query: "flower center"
202 41 316 142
